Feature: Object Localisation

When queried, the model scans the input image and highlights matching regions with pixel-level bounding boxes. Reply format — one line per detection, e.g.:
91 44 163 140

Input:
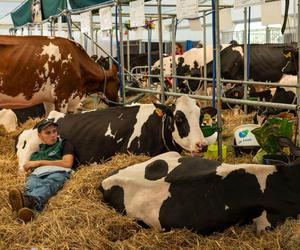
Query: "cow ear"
153 102 173 117
201 107 217 117
283 50 292 58
111 63 119 74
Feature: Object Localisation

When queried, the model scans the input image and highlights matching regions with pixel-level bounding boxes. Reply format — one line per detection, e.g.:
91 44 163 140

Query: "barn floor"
1 99 300 249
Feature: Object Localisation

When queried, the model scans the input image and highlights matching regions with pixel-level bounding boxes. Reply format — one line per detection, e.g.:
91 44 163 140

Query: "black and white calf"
101 151 300 235
16 96 215 170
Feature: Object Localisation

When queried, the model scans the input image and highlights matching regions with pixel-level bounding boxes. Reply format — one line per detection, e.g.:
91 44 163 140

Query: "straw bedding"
1 102 300 249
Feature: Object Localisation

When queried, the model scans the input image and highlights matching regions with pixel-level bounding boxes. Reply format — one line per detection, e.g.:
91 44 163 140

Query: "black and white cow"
152 44 296 94
151 46 227 91
16 96 215 171
101 151 300 235
200 44 297 84
0 103 45 132
253 74 297 125
97 51 163 71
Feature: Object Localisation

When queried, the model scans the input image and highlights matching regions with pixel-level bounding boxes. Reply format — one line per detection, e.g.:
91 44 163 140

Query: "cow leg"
43 102 55 117
252 210 272 236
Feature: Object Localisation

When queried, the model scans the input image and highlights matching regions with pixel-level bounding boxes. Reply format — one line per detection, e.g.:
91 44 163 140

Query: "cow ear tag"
284 51 291 58
155 108 164 117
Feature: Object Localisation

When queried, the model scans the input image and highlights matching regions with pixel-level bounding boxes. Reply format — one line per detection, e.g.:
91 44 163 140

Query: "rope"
186 66 203 95
161 114 177 152
161 114 172 151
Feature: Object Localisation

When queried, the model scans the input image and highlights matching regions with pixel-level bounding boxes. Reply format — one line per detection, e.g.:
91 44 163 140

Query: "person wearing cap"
8 118 76 223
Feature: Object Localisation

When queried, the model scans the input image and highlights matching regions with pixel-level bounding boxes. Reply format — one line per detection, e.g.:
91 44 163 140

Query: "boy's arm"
24 154 74 172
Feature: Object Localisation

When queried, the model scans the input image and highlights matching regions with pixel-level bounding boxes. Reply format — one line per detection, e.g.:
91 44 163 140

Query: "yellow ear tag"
284 51 291 58
155 108 164 117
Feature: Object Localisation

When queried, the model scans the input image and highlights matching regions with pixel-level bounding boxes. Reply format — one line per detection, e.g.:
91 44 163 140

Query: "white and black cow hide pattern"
16 96 215 171
253 74 297 125
101 151 300 235
151 45 230 92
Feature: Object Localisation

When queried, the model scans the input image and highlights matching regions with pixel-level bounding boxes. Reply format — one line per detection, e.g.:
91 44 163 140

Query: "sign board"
80 11 91 33
261 1 281 25
219 8 234 31
129 0 145 28
234 0 265 9
188 19 202 31
176 0 198 20
100 7 112 30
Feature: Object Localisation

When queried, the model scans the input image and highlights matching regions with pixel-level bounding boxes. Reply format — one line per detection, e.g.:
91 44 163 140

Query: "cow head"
282 47 298 75
16 128 41 171
154 96 210 155
96 56 110 70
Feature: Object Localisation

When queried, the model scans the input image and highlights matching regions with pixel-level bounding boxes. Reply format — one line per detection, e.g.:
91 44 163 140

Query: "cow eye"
22 140 27 149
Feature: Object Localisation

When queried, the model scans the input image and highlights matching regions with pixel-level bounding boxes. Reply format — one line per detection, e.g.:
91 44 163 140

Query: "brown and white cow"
0 35 120 113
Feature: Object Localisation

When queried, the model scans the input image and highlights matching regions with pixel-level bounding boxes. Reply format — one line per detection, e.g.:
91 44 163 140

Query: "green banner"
11 0 33 27
42 0 67 20
11 0 67 27
68 0 108 10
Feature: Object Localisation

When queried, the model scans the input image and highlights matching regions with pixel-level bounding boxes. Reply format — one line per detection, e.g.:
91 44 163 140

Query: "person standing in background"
175 43 184 55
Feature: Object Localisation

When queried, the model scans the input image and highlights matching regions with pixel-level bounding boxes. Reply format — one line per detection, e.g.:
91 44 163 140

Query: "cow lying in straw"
101 151 300 235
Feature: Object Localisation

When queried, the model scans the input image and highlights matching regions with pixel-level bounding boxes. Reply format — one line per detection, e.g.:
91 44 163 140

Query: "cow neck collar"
100 65 107 97
89 65 109 105
161 113 181 152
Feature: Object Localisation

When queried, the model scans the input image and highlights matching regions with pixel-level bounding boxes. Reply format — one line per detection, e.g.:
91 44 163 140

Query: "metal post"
89 10 95 55
49 18 53 36
66 11 73 39
118 3 126 104
147 26 152 88
52 18 56 36
171 17 176 93
294 0 297 42
297 0 300 146
95 29 99 56
126 30 131 74
243 7 248 113
138 40 142 54
109 29 113 68
266 26 270 43
203 11 207 105
157 0 165 103
215 0 223 161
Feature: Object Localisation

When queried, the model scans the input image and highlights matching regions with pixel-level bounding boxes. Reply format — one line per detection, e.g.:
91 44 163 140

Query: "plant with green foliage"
252 118 294 154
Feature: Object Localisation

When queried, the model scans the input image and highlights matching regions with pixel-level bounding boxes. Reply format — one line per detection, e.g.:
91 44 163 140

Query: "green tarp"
42 0 67 20
11 0 33 27
11 0 146 27
68 0 108 10
11 0 67 27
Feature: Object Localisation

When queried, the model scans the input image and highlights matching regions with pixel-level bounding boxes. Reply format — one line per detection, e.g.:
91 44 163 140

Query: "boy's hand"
24 161 40 172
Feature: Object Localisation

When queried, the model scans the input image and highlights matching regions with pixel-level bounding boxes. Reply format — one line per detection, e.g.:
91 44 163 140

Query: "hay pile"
1 110 300 249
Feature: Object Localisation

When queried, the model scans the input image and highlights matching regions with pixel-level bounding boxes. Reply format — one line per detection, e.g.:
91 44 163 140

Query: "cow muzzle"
192 142 208 156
